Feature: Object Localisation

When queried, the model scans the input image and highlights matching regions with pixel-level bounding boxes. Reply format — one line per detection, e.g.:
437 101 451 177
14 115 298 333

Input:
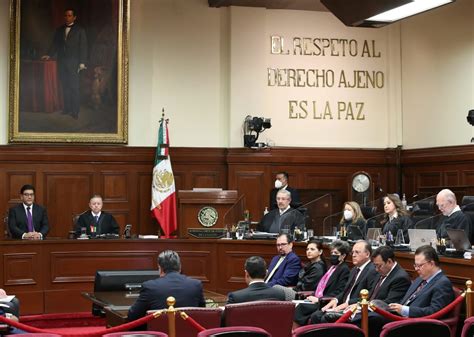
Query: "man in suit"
227 256 286 303
75 195 119 237
128 250 205 322
311 240 378 324
269 172 301 210
368 245 455 337
368 246 411 303
8 184 49 240
265 233 301 287
435 189 472 240
258 190 304 233
42 8 87 119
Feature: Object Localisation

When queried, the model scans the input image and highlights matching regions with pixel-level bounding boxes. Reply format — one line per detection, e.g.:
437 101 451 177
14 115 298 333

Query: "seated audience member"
258 190 304 233
308 240 378 324
339 201 367 240
435 189 472 239
275 239 327 300
367 245 455 337
75 194 120 237
269 171 300 210
227 256 285 303
0 289 20 318
128 250 205 322
8 184 49 240
293 240 351 325
381 194 413 243
367 246 411 303
265 233 301 287
0 306 22 335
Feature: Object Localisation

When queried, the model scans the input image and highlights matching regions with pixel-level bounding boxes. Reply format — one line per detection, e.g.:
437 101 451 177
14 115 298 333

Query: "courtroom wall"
0 0 471 148
401 0 474 149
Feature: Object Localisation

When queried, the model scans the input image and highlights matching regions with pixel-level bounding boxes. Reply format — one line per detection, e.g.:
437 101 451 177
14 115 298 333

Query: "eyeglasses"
352 250 364 255
276 243 288 247
22 193 34 197
413 261 430 269
374 263 385 269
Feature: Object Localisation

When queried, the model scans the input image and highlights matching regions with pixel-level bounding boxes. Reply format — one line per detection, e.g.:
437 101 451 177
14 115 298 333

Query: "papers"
0 295 15 303
138 235 159 239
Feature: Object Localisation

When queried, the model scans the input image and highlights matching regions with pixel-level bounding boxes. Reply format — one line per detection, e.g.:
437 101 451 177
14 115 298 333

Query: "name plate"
188 228 226 239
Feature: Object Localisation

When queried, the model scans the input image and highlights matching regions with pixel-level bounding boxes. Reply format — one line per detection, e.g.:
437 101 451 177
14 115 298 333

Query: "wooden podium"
178 190 239 238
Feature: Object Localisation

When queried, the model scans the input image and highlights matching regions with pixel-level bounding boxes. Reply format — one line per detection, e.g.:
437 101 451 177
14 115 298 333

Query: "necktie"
404 280 427 305
94 215 99 224
314 265 336 297
342 267 360 303
26 207 34 232
265 256 285 283
370 275 387 300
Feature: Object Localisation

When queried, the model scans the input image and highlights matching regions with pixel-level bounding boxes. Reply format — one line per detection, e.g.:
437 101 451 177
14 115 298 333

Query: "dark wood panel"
3 253 40 286
6 172 36 204
44 173 94 238
102 172 128 202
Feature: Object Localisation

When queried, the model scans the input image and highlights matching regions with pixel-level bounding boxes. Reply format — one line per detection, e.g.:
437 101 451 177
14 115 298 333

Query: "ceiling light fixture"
321 0 455 28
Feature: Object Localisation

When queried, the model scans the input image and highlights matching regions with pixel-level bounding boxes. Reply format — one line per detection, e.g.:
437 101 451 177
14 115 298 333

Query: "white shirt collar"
279 205 290 215
448 205 461 217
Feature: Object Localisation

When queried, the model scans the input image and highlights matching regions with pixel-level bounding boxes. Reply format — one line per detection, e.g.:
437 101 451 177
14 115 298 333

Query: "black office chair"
461 196 474 243
411 200 436 226
361 206 378 229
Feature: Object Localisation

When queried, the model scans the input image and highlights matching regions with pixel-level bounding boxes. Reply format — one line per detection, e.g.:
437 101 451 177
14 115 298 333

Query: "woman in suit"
293 240 351 326
381 194 413 243
275 240 327 300
339 201 367 240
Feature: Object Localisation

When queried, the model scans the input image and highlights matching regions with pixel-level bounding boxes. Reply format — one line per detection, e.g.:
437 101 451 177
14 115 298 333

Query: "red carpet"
19 312 107 335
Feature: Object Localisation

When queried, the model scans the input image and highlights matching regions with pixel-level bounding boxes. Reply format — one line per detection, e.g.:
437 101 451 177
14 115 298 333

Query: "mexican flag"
151 117 177 238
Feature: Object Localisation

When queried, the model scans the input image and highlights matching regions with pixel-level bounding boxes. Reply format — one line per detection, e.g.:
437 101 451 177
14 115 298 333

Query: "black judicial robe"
436 210 472 240
257 207 304 233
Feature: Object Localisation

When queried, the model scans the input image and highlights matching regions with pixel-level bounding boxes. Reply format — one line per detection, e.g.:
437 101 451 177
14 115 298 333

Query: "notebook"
408 229 437 252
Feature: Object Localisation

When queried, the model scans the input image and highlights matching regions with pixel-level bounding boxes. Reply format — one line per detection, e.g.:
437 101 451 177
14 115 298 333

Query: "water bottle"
401 194 407 210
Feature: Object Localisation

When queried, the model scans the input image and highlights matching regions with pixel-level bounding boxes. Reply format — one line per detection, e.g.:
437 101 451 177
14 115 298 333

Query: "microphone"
322 210 344 236
414 213 443 230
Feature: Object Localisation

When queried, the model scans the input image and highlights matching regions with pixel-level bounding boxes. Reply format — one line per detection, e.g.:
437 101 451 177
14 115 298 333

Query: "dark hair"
158 250 181 273
307 239 326 264
277 172 289 180
372 246 395 262
20 184 35 194
245 256 267 279
415 245 440 266
65 8 77 16
330 240 350 259
277 233 293 243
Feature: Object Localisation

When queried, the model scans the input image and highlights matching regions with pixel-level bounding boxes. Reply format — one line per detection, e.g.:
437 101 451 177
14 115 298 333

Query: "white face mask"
343 209 353 221
274 179 283 189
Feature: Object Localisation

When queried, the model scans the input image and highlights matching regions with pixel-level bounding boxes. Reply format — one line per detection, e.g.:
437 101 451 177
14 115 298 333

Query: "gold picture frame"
8 0 129 143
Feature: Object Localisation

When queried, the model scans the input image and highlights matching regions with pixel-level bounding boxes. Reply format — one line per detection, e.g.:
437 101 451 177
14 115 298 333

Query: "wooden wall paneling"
229 167 267 220
44 172 94 238
137 172 155 235
101 172 129 202
5 171 36 206
462 170 474 186
444 171 460 186
190 170 222 188
178 249 214 287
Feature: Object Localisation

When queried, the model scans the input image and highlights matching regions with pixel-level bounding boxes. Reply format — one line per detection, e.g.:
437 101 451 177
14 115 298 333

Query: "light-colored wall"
401 0 474 149
0 0 471 148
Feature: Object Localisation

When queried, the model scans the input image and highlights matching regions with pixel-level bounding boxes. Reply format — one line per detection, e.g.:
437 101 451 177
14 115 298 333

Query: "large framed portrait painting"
9 0 129 143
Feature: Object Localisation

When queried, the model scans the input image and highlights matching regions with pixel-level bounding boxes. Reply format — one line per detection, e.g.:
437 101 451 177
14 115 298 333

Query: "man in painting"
42 8 88 120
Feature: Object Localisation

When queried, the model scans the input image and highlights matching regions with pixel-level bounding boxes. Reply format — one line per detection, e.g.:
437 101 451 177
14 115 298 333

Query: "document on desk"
138 235 159 239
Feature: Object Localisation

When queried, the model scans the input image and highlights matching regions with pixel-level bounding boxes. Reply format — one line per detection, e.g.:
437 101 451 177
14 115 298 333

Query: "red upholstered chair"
197 326 271 337
6 334 62 337
380 318 451 337
292 323 365 337
461 317 474 337
224 301 294 337
103 332 168 337
147 307 223 337
440 287 463 337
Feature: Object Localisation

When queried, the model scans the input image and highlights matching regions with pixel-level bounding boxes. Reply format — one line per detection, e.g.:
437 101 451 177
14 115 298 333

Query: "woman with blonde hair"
339 201 367 239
